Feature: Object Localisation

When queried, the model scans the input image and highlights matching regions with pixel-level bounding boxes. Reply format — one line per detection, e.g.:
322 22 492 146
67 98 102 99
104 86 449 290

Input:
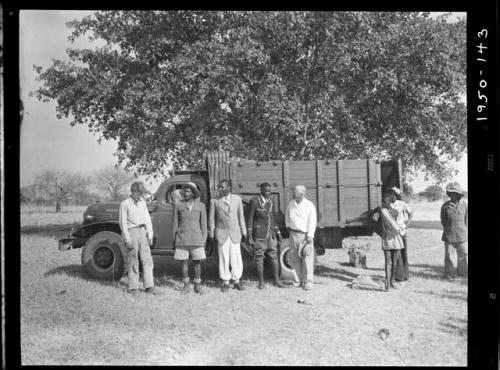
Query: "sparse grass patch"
21 225 466 365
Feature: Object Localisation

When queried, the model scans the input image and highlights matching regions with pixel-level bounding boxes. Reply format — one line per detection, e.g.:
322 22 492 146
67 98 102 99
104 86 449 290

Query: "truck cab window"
165 184 186 204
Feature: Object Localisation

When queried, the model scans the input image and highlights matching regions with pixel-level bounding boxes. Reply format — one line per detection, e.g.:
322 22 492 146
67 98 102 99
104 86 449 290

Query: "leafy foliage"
419 184 445 201
33 11 466 181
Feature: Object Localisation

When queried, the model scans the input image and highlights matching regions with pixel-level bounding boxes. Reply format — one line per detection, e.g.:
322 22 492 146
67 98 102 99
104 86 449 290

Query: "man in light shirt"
119 181 159 295
209 179 247 292
285 185 317 290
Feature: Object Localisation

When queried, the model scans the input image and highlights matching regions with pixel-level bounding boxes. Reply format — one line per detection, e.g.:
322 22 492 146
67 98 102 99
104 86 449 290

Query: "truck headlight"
84 214 95 222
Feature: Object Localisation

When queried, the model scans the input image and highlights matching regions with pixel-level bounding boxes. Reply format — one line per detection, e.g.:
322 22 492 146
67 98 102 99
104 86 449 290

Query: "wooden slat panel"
341 168 370 178
342 160 370 169
337 160 344 224
288 161 318 170
316 160 323 223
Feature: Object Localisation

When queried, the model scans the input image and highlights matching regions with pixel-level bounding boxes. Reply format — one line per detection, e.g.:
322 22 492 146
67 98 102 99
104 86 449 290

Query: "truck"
58 151 402 281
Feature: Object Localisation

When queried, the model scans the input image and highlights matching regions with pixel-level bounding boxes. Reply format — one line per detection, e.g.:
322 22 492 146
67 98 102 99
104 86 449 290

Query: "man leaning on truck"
285 185 317 291
119 181 160 295
209 179 247 292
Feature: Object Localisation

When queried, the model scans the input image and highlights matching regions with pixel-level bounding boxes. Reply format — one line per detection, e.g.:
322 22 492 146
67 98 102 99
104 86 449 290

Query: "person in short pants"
172 182 207 294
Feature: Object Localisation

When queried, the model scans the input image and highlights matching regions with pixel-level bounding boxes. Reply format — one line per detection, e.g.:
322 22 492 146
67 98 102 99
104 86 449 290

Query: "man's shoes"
258 281 265 290
273 279 286 288
221 283 230 293
234 282 245 291
181 282 191 294
144 287 162 295
194 283 204 295
128 289 139 295
390 282 399 289
303 283 312 291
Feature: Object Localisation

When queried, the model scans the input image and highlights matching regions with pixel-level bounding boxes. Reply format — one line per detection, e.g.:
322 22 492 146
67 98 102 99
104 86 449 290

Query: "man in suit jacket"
247 182 285 289
209 179 247 292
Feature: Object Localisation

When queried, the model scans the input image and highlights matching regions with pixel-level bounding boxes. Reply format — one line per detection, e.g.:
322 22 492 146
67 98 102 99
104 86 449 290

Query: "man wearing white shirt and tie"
285 185 317 290
208 179 247 292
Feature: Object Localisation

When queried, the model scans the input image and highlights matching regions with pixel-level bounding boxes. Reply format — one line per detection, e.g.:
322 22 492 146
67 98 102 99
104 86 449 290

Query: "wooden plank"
337 160 344 224
367 159 371 211
375 160 382 207
342 160 370 169
283 161 290 211
316 160 323 223
288 162 318 170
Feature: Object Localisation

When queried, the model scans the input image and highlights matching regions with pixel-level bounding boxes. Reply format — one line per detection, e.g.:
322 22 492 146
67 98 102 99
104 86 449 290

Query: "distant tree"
33 11 466 182
94 165 136 201
33 169 90 210
419 184 445 202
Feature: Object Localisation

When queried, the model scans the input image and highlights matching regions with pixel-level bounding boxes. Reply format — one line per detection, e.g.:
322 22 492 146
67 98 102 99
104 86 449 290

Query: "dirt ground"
20 209 467 366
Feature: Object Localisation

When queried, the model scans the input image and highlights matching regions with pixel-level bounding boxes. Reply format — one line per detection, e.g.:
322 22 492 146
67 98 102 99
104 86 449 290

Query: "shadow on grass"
410 264 468 285
415 289 467 302
44 264 119 288
152 253 265 289
314 264 359 283
21 223 75 237
439 316 467 338
408 221 442 230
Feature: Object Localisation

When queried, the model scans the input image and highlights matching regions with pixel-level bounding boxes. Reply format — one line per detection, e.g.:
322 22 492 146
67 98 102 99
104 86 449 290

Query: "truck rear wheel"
81 231 127 280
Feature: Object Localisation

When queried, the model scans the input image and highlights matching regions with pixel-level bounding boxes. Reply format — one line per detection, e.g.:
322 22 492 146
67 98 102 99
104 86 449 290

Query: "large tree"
33 11 466 181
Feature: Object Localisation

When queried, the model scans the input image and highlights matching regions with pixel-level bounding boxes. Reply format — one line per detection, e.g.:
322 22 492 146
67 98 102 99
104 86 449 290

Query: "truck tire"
279 239 318 283
81 231 127 280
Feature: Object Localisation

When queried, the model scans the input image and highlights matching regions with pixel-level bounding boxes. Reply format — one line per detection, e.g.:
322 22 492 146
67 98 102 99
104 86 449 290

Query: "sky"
19 10 467 193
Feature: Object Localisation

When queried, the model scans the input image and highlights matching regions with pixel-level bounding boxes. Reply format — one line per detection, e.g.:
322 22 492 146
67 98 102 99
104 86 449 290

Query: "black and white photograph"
4 6 498 367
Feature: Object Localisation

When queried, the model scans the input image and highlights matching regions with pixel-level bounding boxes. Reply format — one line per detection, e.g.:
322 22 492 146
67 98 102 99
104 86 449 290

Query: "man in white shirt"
208 179 247 292
285 185 317 290
119 181 159 295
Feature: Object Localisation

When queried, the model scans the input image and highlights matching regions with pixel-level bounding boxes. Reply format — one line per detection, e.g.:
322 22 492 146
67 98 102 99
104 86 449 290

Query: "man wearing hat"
388 186 413 282
119 181 160 295
246 182 285 289
440 182 468 278
172 182 207 294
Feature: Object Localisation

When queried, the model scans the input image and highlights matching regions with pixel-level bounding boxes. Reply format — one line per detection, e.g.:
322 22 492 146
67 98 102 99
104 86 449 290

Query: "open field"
21 201 467 366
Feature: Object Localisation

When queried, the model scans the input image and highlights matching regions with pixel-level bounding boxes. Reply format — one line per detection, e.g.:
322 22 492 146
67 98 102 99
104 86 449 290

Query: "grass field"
20 202 467 366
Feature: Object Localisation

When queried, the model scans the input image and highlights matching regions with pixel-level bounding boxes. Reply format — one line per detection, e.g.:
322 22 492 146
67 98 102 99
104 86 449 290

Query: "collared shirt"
441 198 468 243
285 198 317 238
389 200 412 235
119 196 153 243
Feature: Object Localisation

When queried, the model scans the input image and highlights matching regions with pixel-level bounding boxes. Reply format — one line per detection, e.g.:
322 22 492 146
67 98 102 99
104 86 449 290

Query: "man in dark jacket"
440 182 468 278
246 183 285 289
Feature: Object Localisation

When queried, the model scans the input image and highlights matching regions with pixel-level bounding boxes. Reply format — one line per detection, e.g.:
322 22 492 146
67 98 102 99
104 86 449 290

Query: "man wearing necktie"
247 183 285 289
208 179 247 292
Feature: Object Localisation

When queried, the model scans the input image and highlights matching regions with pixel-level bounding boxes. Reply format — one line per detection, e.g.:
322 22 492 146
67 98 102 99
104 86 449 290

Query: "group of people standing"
119 180 317 295
118 179 467 295
376 182 468 291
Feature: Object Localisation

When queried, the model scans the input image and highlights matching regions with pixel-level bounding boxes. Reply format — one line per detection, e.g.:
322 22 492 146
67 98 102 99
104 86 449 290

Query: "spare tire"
81 231 127 280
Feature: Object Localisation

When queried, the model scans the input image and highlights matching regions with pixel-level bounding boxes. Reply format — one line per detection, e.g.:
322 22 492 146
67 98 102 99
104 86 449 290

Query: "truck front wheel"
81 231 127 280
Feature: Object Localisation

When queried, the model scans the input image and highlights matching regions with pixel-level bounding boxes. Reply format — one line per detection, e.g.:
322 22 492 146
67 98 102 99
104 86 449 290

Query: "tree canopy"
33 11 466 181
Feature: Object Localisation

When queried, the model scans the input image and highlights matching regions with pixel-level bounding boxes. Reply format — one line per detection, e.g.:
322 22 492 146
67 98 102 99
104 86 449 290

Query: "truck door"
150 184 184 249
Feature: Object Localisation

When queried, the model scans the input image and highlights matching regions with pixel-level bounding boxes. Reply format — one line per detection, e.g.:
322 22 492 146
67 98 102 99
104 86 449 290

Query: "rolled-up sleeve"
307 202 317 238
200 202 208 241
119 201 130 243
143 202 154 240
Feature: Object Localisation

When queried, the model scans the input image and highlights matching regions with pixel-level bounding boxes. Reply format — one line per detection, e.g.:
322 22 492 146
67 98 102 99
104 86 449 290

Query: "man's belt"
130 224 146 230
288 228 307 234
